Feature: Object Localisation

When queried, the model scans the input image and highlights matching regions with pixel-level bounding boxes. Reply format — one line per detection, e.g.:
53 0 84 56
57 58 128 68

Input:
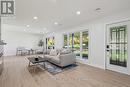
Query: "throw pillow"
50 49 57 56
57 52 60 57
60 49 71 54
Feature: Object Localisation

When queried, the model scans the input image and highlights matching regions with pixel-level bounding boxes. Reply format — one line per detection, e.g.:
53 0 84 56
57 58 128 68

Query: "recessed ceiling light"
54 22 58 25
76 11 81 15
26 25 30 27
33 16 38 20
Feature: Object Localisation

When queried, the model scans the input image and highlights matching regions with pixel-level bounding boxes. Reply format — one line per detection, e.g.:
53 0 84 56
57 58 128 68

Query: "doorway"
106 20 130 74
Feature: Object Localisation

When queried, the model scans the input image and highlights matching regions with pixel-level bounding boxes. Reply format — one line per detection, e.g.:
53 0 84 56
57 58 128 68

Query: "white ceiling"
2 0 130 34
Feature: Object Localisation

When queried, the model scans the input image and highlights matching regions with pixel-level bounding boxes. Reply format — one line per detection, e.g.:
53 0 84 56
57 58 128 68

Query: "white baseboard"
76 59 105 70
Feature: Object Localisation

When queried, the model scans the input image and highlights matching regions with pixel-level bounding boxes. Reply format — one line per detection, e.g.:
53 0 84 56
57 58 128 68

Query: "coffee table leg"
28 61 31 66
43 62 46 69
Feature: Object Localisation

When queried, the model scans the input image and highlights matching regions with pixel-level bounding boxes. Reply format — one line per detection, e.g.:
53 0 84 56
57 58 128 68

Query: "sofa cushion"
46 49 51 54
60 49 71 54
57 52 60 57
44 55 52 59
49 49 57 56
51 56 60 64
45 55 60 64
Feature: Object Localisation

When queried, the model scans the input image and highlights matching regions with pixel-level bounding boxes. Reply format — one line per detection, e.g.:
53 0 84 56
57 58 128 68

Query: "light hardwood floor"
0 56 130 87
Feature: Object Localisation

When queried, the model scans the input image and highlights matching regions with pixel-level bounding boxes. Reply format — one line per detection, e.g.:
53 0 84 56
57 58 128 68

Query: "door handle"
106 45 109 49
106 45 110 51
106 49 110 51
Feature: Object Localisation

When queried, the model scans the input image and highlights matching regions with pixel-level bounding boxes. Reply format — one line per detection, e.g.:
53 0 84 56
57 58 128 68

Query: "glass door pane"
69 33 73 49
73 32 80 58
63 35 68 48
47 37 55 49
64 31 89 60
109 25 127 67
82 31 89 59
52 37 55 49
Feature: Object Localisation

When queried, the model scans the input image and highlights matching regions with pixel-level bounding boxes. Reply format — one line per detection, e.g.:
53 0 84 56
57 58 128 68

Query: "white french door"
106 20 130 74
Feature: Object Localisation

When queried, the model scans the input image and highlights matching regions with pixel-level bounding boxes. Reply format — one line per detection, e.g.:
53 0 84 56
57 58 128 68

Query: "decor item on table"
35 58 39 61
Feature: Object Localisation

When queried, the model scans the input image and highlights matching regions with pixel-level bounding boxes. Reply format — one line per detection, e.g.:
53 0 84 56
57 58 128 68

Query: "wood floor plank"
0 56 130 87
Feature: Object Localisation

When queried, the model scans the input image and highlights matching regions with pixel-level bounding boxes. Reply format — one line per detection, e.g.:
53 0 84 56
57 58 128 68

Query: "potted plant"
37 40 44 54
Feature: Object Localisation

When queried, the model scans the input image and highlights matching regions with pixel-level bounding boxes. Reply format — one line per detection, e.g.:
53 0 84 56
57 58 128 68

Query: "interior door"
106 21 129 74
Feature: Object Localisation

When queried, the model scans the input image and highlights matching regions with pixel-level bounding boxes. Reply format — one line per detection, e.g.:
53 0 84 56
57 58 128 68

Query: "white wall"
1 24 43 56
44 9 130 74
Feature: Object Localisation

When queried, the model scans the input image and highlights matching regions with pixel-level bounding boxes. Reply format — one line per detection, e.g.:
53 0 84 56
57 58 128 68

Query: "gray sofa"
44 49 76 67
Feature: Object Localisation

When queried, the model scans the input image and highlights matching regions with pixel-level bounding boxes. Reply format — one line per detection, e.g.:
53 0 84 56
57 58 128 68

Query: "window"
46 37 55 50
63 35 68 48
63 31 89 59
69 33 73 49
82 31 89 59
73 32 80 58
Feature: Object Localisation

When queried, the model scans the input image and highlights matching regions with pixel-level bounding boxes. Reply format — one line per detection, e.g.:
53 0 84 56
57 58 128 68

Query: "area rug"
40 62 78 75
